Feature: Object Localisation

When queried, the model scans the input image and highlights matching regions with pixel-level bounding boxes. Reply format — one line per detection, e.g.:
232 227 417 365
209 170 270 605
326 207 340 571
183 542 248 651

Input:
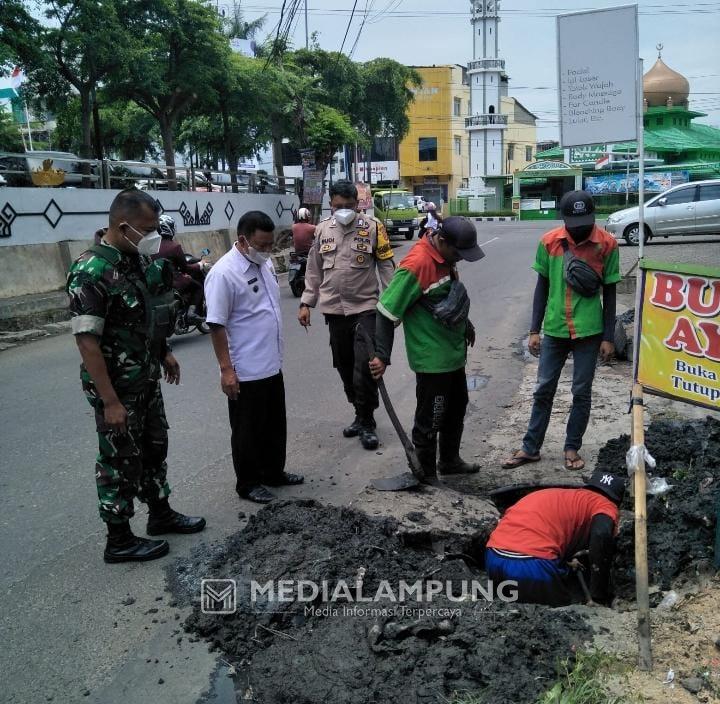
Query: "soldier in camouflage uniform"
67 189 205 563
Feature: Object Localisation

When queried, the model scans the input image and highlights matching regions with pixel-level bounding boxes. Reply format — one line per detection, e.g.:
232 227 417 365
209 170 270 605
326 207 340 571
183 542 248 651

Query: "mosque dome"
643 51 689 108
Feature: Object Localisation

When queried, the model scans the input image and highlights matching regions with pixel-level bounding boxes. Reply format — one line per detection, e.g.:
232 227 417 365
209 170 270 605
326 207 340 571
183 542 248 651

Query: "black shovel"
357 325 423 491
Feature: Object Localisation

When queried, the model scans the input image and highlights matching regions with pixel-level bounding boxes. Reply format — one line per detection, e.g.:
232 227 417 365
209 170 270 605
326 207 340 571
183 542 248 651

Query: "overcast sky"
238 0 720 142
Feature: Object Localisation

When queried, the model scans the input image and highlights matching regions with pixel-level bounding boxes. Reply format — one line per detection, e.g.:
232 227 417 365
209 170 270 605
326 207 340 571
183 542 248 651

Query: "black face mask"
566 223 594 242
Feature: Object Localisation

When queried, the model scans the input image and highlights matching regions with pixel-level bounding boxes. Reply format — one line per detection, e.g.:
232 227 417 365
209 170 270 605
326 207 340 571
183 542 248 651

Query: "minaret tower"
466 0 508 192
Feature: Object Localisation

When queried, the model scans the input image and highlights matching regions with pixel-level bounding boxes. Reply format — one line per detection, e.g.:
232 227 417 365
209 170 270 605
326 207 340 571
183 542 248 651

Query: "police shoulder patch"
374 221 394 261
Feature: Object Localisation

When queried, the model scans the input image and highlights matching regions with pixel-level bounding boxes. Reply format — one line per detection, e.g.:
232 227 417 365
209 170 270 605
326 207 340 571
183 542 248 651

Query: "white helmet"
158 214 176 239
298 207 311 222
426 202 437 212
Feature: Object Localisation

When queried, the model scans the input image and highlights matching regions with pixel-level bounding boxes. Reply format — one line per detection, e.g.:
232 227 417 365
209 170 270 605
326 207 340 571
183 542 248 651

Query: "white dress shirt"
204 244 284 381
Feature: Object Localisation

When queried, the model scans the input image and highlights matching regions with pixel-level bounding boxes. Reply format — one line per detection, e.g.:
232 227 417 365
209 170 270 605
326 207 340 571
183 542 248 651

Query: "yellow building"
399 65 470 207
501 96 538 176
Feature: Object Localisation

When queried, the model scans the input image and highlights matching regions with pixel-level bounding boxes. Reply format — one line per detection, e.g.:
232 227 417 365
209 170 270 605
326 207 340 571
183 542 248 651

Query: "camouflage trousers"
83 377 171 524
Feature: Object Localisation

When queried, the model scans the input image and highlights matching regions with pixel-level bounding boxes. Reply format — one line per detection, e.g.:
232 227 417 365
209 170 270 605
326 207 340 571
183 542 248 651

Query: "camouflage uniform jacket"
300 214 395 315
66 234 169 391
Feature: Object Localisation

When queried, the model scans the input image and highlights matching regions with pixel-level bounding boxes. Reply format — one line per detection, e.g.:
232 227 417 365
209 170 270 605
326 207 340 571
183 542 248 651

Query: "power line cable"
337 0 359 56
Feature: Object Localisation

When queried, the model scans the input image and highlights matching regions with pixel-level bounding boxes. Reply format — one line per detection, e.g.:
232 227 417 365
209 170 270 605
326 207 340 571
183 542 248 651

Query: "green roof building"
519 51 720 217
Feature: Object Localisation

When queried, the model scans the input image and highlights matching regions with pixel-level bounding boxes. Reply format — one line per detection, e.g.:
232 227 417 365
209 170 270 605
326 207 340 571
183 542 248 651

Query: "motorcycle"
288 250 308 298
173 248 211 336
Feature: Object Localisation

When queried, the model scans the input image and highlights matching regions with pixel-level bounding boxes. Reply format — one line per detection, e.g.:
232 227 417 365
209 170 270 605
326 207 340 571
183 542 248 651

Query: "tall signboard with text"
557 5 638 147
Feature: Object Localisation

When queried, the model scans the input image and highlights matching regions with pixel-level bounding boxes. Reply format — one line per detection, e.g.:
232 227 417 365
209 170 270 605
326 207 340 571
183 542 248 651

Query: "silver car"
604 179 720 245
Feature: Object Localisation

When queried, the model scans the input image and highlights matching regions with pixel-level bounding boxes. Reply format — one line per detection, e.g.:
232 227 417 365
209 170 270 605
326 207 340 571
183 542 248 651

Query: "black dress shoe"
104 535 170 563
264 472 305 486
147 509 207 535
238 486 275 504
343 417 363 438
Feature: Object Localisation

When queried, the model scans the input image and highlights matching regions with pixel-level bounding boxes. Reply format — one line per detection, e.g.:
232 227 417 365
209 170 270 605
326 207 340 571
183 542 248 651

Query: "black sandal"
501 450 541 469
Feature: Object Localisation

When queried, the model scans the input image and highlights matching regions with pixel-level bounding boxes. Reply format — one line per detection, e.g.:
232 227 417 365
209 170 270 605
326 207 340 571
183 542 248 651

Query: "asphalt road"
0 221 547 704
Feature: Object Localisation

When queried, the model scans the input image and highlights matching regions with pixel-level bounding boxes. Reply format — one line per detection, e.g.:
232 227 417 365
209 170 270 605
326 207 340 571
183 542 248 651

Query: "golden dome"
643 56 689 107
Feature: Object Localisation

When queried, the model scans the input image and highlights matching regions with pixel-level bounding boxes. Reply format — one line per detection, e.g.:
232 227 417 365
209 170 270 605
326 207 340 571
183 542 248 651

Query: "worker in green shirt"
503 191 621 472
369 217 484 482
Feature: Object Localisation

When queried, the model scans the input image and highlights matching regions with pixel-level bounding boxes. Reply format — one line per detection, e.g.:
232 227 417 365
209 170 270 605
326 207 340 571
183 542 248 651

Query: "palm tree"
223 1 266 40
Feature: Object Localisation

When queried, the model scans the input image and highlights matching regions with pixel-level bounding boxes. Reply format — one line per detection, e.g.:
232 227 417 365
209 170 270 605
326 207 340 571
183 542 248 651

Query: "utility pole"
305 0 309 49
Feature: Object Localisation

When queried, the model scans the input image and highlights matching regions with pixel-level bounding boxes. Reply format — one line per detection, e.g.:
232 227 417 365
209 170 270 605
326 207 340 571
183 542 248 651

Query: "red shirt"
486 488 619 560
292 222 316 255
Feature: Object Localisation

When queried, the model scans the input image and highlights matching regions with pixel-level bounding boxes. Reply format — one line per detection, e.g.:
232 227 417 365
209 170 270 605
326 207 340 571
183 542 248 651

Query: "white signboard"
356 161 399 184
557 5 638 147
457 187 495 198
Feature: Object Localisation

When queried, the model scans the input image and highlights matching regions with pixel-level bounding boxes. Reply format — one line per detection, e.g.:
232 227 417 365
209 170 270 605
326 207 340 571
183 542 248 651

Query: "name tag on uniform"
247 277 258 285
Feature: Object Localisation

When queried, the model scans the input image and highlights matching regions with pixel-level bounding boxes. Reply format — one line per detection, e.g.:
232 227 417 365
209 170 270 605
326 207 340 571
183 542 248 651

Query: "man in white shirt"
205 211 304 504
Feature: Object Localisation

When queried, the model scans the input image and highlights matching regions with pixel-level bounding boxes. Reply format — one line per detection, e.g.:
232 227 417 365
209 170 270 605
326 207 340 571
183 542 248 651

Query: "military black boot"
343 415 364 438
104 522 169 563
438 428 480 475
146 498 207 535
359 417 379 450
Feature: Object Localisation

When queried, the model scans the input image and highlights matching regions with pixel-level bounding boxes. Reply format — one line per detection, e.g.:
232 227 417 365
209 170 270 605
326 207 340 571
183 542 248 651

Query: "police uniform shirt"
300 215 395 315
204 244 283 381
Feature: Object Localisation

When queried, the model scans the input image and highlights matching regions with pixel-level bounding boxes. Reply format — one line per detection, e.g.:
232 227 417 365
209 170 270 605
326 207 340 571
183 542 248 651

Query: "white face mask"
334 208 356 226
123 223 162 257
247 246 271 265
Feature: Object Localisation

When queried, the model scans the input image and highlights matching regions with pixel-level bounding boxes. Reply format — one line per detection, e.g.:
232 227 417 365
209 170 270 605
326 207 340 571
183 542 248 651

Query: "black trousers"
412 369 468 460
228 372 286 492
325 311 379 421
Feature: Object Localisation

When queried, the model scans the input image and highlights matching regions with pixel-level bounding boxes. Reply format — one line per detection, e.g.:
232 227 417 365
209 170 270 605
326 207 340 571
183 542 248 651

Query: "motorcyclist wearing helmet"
155 215 208 324
419 202 442 238
291 207 316 256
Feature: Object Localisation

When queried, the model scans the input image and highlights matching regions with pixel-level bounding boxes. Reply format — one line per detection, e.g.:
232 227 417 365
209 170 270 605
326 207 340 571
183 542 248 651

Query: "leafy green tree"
109 0 230 189
357 58 421 178
305 105 358 176
0 108 24 152
0 0 42 68
291 49 362 118
54 95 159 161
41 0 128 164
217 55 274 191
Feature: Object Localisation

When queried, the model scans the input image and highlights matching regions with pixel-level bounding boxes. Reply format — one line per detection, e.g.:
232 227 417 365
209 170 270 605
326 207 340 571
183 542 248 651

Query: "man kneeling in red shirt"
486 470 625 607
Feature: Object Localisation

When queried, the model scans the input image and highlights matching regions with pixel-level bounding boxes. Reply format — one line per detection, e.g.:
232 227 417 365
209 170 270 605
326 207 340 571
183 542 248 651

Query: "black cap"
439 216 485 262
585 470 625 504
560 190 595 227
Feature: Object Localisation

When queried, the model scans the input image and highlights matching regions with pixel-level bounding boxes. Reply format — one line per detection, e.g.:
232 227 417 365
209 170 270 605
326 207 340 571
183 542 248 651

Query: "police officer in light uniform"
298 180 395 450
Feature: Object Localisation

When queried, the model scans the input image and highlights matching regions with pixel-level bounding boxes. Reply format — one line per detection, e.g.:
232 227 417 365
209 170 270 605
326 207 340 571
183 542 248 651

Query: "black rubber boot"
415 446 439 484
104 522 169 563
438 428 480 474
343 416 363 438
359 418 379 450
146 498 207 535
438 458 481 475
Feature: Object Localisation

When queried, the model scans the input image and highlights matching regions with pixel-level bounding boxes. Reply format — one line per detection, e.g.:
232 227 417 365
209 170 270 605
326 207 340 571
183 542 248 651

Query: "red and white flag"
595 154 611 170
10 66 25 89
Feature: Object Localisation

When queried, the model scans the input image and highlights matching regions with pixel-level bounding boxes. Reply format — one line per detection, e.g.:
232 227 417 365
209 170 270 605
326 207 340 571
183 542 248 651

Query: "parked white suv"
605 179 720 245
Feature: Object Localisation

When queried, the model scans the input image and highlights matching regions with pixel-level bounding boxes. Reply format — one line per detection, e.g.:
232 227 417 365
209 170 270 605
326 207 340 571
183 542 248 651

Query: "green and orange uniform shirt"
533 225 621 339
378 236 466 373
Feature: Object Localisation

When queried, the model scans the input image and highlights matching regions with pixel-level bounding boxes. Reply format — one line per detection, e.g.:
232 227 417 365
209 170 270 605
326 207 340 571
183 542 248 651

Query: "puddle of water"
467 375 490 391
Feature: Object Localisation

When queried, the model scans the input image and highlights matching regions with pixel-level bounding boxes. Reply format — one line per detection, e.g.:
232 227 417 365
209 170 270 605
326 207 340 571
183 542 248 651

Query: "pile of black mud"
173 500 592 704
597 416 720 599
